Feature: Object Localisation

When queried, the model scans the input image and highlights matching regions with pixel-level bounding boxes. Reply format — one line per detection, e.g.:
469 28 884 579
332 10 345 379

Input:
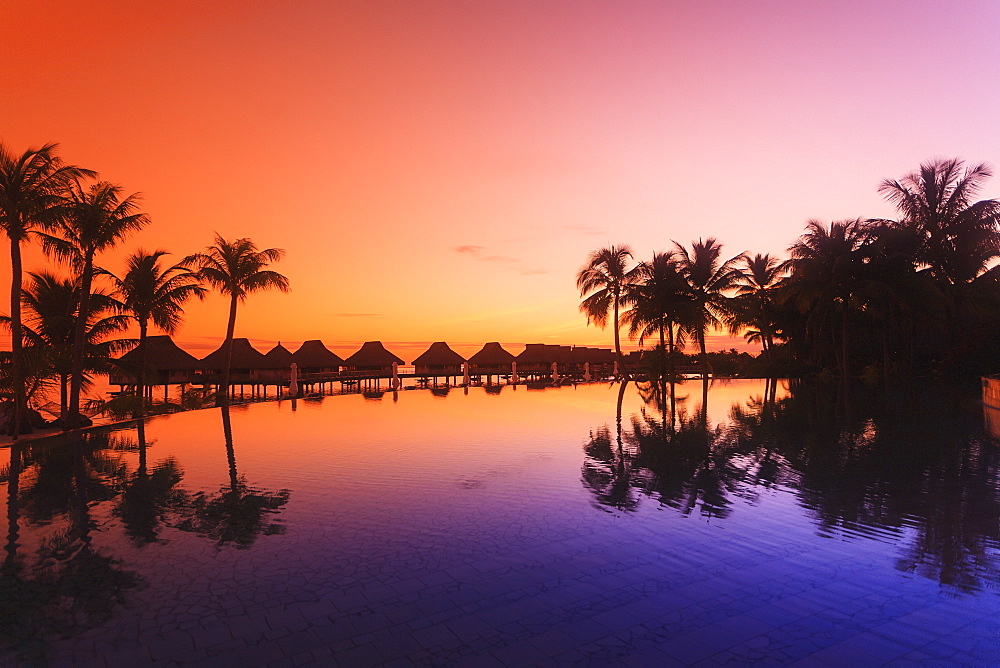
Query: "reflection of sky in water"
2 379 998 664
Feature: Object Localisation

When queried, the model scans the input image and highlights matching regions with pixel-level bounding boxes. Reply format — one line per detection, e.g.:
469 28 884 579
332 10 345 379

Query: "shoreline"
0 379 609 447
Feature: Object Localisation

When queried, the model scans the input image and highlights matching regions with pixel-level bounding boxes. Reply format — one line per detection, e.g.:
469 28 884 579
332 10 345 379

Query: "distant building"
343 341 404 377
468 342 516 376
199 338 267 383
515 344 570 373
292 340 344 374
259 342 295 382
411 342 465 377
109 335 200 388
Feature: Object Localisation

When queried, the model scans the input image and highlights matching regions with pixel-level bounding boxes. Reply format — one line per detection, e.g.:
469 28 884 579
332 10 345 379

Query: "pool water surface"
1 379 998 665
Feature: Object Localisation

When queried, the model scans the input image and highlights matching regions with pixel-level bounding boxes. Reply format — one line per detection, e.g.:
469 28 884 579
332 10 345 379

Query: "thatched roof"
261 342 294 369
569 346 615 364
411 341 466 366
468 342 515 365
516 343 571 364
200 338 267 369
344 341 404 366
293 340 344 367
116 335 200 370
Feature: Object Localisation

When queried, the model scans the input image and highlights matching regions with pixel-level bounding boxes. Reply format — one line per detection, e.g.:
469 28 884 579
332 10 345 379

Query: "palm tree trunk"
658 320 666 381
60 373 68 421
699 331 709 426
136 320 148 418
613 291 623 377
881 320 890 385
9 238 26 437
699 330 708 380
218 294 238 407
840 309 851 401
765 333 774 376
66 255 95 430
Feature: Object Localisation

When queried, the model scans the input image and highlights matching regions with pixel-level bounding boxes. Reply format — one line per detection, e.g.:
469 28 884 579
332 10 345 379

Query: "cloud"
453 244 517 264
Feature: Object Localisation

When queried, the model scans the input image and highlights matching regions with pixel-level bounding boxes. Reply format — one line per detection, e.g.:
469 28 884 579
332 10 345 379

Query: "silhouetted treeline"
1 141 289 435
579 158 1000 380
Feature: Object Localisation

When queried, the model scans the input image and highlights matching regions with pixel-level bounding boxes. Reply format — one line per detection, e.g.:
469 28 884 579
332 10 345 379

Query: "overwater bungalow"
258 342 295 383
343 341 404 377
198 338 267 385
293 340 344 374
468 342 516 379
515 344 571 376
567 346 615 375
110 335 200 396
411 342 465 378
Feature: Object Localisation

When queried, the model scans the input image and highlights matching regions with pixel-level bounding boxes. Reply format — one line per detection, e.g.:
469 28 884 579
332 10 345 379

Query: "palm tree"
0 142 93 436
878 158 1000 286
109 250 206 415
672 238 743 377
1 271 130 419
41 180 149 428
621 251 692 380
786 219 870 387
878 159 1000 364
576 245 638 375
729 253 785 368
183 235 289 405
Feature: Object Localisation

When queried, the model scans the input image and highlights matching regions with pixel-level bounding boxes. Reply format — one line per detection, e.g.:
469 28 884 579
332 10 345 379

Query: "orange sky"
3 1 999 361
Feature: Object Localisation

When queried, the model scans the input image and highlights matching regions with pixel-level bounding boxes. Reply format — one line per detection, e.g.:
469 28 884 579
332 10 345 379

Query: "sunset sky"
3 0 1000 361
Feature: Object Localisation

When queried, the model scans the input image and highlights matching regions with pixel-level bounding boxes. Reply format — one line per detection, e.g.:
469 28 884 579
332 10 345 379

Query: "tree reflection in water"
583 379 757 519
0 404 292 659
174 404 290 548
115 419 188 546
0 432 142 661
583 378 1000 593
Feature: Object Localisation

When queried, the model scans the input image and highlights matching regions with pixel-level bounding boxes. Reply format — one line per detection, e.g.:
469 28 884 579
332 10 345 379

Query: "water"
2 379 998 664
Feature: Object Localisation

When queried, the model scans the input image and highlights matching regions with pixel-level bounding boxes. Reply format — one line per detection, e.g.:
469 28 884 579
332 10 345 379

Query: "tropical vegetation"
0 140 290 435
182 236 289 406
579 158 1000 381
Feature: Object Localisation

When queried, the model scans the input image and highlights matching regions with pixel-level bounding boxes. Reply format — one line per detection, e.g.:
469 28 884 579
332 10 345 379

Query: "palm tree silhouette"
878 159 1000 361
1 271 131 420
110 249 206 415
0 142 93 436
729 253 785 370
183 235 289 405
786 219 869 389
878 158 1000 286
672 238 742 380
41 181 149 428
622 251 692 380
576 245 638 376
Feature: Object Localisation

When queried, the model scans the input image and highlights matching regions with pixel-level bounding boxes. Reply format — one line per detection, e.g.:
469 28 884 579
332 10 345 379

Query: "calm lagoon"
2 379 998 665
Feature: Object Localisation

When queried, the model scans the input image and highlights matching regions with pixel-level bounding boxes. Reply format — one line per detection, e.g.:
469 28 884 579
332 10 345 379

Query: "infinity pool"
2 379 998 664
